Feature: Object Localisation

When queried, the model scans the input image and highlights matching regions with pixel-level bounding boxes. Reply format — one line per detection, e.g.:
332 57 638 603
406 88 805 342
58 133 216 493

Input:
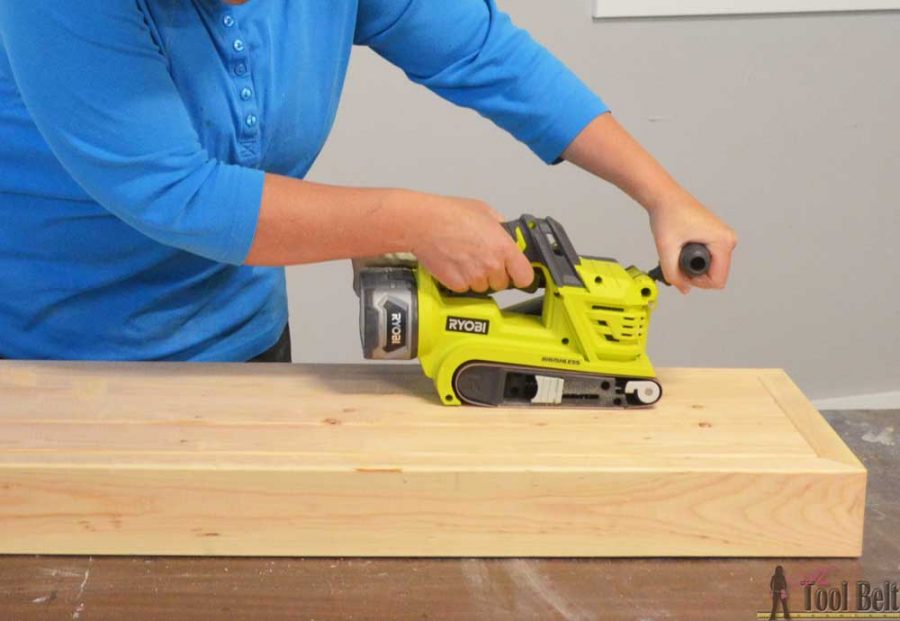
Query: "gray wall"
287 1 900 401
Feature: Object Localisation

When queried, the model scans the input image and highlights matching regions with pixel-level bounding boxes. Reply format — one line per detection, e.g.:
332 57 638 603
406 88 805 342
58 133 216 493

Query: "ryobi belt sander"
357 214 710 408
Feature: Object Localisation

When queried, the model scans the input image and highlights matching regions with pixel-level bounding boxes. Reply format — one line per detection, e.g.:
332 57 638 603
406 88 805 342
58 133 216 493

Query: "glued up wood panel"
0 362 866 557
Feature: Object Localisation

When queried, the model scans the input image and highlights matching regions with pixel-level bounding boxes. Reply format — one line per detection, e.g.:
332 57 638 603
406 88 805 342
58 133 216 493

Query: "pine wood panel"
0 362 866 557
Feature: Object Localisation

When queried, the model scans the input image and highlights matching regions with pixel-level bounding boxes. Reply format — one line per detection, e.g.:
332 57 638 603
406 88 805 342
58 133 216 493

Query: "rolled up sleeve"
0 0 264 264
355 0 609 164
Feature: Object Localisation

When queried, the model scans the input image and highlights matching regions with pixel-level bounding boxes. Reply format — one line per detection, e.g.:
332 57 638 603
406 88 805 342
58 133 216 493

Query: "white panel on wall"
593 0 900 18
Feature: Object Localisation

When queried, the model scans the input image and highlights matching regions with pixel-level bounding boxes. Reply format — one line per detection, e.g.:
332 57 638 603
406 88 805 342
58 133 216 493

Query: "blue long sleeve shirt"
0 0 608 361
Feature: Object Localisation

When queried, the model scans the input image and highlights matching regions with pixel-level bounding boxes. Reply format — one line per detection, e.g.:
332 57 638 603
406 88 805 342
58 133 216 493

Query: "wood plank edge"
759 370 866 470
0 459 862 473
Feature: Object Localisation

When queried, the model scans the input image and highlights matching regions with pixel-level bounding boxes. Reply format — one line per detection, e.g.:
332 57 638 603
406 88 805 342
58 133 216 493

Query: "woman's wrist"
638 182 694 217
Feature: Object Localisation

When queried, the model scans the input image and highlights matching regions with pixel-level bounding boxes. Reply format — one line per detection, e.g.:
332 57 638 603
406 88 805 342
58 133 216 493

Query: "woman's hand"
562 114 737 294
649 190 738 293
396 190 534 293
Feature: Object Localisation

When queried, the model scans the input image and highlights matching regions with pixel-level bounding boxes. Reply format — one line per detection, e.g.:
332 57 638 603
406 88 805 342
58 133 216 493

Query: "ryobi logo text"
389 312 403 345
382 300 408 353
446 316 490 335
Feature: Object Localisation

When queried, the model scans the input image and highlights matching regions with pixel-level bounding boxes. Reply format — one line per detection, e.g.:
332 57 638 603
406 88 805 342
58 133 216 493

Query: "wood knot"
698 421 713 428
322 418 342 426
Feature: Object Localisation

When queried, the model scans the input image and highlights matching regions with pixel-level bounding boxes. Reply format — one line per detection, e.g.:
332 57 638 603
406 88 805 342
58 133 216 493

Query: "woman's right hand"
393 190 534 294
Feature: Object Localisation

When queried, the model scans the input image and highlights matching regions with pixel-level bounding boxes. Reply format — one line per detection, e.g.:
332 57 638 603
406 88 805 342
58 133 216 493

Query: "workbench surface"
0 409 895 621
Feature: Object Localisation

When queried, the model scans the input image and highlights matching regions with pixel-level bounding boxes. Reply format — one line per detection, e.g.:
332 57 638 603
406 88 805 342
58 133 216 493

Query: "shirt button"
233 39 245 53
240 87 253 101
223 15 235 27
245 114 258 128
235 62 247 76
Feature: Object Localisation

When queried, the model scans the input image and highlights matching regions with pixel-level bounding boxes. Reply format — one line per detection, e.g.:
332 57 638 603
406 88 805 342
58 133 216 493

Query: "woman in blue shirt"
0 0 736 362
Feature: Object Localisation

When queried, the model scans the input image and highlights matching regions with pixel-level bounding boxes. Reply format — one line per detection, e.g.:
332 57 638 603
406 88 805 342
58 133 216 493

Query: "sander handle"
648 243 711 285
501 217 710 288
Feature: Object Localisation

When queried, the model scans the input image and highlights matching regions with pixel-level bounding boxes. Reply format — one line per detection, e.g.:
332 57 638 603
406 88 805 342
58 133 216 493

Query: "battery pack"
358 267 418 360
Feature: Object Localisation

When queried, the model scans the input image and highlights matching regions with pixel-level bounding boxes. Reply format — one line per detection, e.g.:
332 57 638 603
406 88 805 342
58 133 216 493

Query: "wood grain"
0 362 866 557
1 410 892 621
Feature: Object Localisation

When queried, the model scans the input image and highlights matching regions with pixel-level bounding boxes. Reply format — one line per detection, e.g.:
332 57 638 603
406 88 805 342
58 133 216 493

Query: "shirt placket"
221 11 261 167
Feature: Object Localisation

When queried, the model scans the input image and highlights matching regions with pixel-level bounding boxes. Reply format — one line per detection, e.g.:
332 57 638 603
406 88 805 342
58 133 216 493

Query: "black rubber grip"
679 243 711 278
648 243 711 285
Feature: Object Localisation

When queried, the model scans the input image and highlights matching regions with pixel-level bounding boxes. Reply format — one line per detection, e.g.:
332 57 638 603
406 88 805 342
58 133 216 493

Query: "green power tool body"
358 214 709 408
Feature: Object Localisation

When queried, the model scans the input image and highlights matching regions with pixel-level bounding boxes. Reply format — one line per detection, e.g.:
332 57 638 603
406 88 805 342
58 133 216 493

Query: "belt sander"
358 214 710 407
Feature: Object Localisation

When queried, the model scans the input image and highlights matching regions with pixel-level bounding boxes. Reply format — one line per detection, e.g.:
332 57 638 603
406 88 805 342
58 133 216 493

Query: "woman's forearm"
243 173 534 293
244 174 413 266
563 112 737 292
562 112 689 214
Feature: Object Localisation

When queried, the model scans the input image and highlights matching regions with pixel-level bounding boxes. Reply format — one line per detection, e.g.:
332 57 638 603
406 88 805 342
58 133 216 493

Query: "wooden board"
0 362 865 557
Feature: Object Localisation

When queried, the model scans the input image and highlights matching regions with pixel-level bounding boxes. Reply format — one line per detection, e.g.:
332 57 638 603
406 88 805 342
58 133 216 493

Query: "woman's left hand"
648 191 738 294
561 114 737 293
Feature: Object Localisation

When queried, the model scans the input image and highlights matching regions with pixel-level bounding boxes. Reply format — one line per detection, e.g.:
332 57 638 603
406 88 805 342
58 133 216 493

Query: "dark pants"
770 593 790 620
247 324 292 363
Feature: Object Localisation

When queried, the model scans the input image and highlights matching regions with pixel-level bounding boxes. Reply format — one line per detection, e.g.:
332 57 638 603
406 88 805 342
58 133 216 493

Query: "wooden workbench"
0 410 893 621
0 361 864 558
